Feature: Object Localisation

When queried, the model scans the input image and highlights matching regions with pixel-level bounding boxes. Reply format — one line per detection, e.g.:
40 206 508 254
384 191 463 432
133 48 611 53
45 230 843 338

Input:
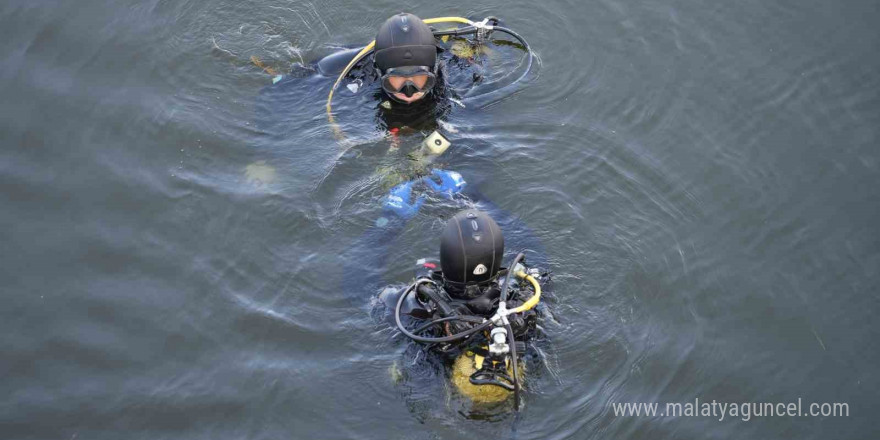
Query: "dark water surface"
2 0 878 439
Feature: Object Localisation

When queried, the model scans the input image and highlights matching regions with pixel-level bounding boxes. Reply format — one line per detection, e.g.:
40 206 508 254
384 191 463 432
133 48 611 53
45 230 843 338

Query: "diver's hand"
423 169 467 198
383 180 425 219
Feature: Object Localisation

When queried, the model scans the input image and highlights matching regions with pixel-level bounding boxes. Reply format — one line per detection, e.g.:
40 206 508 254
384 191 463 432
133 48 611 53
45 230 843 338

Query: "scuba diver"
248 12 534 190
386 209 547 409
369 12 442 106
317 13 449 132
317 12 535 133
345 188 550 410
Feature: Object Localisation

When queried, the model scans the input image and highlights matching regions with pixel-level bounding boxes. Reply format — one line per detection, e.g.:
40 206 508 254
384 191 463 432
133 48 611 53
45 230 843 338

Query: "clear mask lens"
381 66 436 97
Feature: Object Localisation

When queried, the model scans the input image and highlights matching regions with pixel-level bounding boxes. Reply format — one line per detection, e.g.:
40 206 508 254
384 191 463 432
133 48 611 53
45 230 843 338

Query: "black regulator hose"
494 26 530 53
500 253 526 302
395 280 492 344
471 26 534 97
498 253 524 410
417 283 456 317
434 25 533 88
506 323 520 411
432 26 478 38
411 315 485 334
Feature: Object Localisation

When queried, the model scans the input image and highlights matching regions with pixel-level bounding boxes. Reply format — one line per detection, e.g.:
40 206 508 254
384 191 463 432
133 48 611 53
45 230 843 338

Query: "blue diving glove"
423 169 467 199
383 180 425 219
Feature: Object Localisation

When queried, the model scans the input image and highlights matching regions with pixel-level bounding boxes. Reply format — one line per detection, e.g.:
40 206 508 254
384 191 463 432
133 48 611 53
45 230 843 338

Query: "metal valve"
488 327 509 355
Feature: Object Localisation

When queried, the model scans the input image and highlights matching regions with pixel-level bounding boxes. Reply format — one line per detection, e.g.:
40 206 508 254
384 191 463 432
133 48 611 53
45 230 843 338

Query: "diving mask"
380 66 436 98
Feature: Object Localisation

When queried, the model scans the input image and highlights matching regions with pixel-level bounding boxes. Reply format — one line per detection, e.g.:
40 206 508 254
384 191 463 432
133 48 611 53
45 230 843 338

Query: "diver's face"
385 73 430 104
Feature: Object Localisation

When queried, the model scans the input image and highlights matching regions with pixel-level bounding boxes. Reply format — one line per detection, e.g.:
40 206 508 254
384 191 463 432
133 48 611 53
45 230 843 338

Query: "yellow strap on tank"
473 352 509 370
509 271 541 314
325 16 475 130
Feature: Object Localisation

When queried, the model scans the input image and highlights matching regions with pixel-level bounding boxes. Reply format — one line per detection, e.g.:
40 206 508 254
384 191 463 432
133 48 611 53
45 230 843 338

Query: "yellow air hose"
509 270 541 314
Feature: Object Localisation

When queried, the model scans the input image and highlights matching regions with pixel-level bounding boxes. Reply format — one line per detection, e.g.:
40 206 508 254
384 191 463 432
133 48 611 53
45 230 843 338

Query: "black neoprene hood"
440 210 505 285
374 13 437 72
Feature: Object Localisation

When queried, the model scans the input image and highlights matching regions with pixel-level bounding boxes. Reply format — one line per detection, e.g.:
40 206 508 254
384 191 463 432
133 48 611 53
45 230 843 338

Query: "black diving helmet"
374 13 439 101
440 209 505 291
380 66 437 98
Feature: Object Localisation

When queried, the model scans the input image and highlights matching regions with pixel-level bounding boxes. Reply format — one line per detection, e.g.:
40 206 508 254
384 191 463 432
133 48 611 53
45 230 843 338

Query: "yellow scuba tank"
450 348 524 404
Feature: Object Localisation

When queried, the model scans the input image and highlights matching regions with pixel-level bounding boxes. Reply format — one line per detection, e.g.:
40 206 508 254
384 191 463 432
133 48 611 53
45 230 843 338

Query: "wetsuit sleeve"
316 47 365 77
